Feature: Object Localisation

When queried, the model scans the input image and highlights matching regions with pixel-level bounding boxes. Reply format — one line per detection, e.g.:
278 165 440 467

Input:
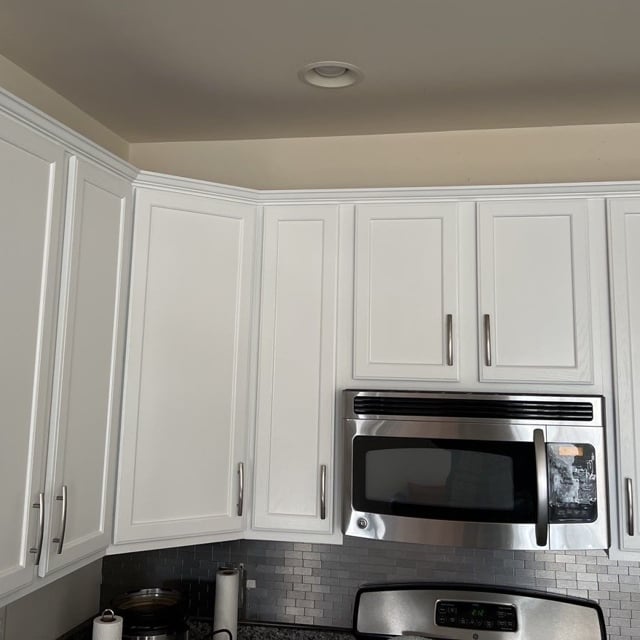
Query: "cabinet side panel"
132 206 242 523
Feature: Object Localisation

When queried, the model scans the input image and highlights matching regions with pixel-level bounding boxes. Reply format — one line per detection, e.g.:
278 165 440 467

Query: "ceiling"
2 0 640 142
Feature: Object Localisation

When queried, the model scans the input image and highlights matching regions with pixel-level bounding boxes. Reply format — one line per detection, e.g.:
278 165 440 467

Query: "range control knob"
357 517 368 529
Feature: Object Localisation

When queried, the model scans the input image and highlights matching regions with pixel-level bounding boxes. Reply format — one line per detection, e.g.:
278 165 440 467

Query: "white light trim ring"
298 61 363 88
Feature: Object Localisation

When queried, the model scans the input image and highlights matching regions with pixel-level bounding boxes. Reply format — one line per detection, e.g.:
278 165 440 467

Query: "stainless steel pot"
112 588 189 640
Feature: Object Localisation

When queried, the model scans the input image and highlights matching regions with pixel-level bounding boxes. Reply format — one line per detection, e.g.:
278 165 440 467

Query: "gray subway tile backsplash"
101 538 640 639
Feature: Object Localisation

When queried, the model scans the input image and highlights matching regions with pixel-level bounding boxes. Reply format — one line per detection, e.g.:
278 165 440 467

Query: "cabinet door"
114 189 255 544
609 198 640 552
253 204 339 533
42 158 132 575
354 202 459 380
477 199 593 383
0 113 65 597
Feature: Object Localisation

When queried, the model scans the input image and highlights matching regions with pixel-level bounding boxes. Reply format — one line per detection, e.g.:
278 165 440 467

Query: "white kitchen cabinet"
41 157 132 575
608 198 640 553
0 111 66 599
114 188 255 545
252 204 339 535
477 199 593 383
353 202 460 381
352 199 596 386
0 108 133 603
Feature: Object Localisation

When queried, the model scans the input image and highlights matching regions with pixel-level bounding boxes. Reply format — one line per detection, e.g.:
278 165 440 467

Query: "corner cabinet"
353 202 460 381
114 188 255 545
608 198 640 552
477 199 594 384
251 204 339 536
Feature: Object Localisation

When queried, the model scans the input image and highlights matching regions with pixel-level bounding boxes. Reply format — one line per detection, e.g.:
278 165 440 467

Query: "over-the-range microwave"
343 390 608 551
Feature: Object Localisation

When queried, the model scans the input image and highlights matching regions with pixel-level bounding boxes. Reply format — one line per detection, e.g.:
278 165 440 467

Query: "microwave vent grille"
352 397 595 422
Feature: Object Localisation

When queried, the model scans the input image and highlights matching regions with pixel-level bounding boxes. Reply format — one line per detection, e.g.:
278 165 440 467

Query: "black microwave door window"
352 436 537 524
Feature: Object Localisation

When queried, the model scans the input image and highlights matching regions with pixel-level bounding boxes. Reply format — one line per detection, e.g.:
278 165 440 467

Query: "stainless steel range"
353 584 606 640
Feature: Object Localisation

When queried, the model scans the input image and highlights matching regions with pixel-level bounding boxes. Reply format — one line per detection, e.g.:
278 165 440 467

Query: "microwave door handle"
534 428 549 547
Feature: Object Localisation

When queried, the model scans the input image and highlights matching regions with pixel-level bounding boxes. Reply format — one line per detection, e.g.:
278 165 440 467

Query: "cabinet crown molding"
136 170 640 204
0 86 136 180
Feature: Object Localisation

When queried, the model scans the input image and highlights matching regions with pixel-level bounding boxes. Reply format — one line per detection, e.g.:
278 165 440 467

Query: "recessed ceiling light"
298 61 363 88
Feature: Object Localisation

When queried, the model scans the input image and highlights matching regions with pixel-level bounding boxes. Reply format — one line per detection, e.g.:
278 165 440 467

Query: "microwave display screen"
353 436 537 523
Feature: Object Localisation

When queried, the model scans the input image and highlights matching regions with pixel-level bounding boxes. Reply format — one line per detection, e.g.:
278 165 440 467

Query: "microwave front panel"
343 419 608 550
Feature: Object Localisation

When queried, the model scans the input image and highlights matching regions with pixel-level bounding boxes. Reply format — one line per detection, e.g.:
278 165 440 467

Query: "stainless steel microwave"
343 390 608 551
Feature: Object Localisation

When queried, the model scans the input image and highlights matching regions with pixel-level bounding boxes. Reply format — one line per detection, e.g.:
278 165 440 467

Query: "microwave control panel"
436 601 518 632
547 443 597 523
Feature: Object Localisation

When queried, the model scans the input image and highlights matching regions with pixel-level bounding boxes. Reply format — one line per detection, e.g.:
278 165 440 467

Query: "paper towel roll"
214 567 239 640
92 609 123 640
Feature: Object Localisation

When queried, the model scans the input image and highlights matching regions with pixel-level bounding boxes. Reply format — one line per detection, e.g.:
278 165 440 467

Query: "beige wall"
3 50 640 189
3 561 101 640
0 54 128 159
131 123 640 190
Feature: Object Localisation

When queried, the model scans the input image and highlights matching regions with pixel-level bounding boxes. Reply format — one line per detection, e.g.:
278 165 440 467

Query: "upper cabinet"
608 198 640 553
352 198 599 387
354 202 460 381
114 188 255 545
477 199 593 384
41 157 132 576
0 104 134 605
252 204 340 536
0 111 66 599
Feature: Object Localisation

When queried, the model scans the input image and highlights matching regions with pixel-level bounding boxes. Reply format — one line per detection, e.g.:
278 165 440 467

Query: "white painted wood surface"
42 157 132 575
0 112 65 598
353 202 460 380
477 199 593 383
252 204 339 533
114 188 255 543
608 198 640 552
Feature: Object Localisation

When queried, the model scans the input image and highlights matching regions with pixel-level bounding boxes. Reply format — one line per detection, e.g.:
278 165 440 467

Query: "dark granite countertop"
59 619 356 640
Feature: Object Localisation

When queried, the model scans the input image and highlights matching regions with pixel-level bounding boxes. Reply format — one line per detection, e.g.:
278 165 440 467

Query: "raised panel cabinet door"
608 198 640 551
477 199 593 383
253 204 339 533
354 202 459 380
42 157 133 575
0 113 65 597
114 189 255 544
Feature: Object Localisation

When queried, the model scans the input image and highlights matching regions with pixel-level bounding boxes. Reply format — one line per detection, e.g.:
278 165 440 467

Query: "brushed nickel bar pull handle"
237 462 244 517
446 314 453 366
52 485 68 554
484 314 492 366
29 492 45 565
320 464 327 520
534 429 549 547
627 478 635 537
